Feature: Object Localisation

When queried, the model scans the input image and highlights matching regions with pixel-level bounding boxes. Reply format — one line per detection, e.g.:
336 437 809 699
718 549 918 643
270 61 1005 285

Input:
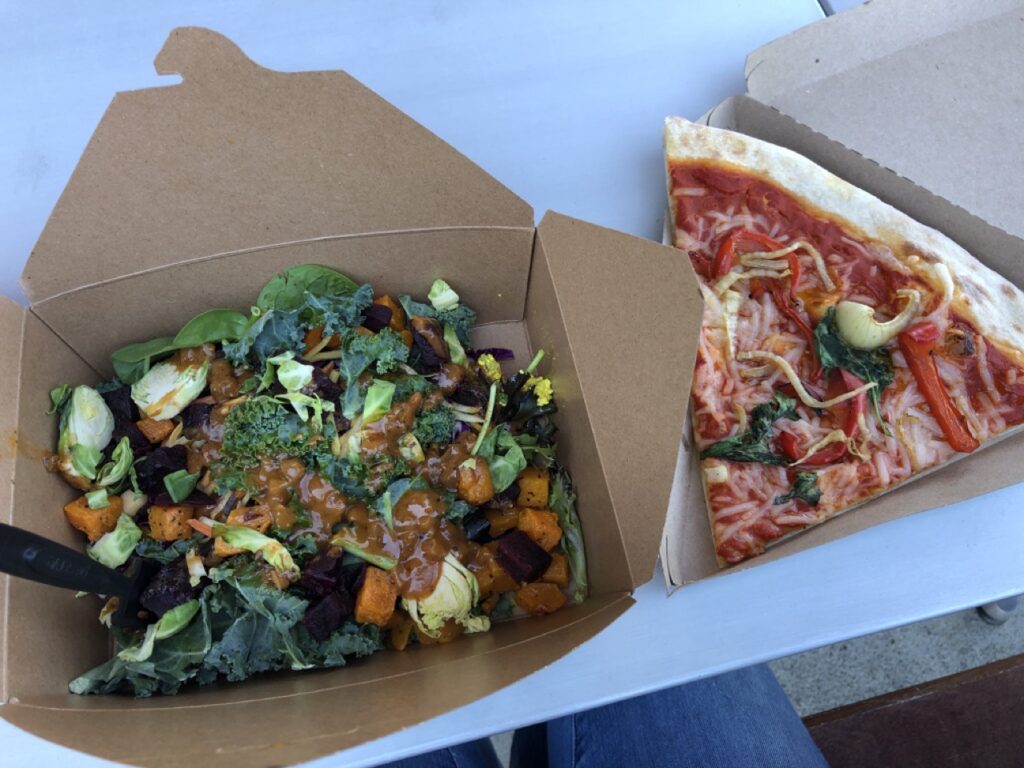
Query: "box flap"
1 593 632 767
535 212 701 587
20 27 533 305
0 298 26 704
744 0 1024 239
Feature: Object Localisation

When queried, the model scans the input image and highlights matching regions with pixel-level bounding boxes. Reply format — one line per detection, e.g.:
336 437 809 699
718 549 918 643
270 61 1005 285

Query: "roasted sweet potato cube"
209 358 244 403
399 329 414 351
374 294 407 332
226 504 273 534
186 448 206 475
476 546 518 595
414 618 464 646
354 566 398 627
541 552 570 588
518 508 562 551
214 536 243 558
485 506 519 537
303 324 325 354
516 467 549 508
148 504 196 542
63 494 124 542
457 459 495 505
390 614 415 651
136 417 175 444
515 582 567 616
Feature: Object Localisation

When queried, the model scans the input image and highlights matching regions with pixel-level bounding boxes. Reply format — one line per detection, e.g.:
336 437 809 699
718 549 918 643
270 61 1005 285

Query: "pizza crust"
664 116 1024 367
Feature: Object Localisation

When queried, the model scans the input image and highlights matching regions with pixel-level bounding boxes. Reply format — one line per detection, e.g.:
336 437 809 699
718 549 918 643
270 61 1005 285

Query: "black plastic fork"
0 523 154 627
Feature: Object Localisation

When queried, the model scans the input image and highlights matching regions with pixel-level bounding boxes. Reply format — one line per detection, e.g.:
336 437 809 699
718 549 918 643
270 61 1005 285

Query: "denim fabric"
379 664 827 768
380 738 501 768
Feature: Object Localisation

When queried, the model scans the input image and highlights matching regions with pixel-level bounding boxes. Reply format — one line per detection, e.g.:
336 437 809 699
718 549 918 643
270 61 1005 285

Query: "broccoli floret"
437 304 476 347
413 407 456 446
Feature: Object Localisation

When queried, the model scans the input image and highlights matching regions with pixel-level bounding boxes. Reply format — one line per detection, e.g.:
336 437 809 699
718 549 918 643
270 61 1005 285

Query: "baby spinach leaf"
257 265 359 312
172 309 249 347
774 472 822 506
700 392 798 465
814 306 894 429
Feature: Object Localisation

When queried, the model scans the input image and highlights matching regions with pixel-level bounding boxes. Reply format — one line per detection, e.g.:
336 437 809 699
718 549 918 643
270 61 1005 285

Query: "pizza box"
0 28 699 767
662 0 1024 587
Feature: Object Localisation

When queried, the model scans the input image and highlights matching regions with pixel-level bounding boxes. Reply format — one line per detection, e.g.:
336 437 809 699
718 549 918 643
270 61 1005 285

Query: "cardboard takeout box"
0 28 699 766
661 0 1024 587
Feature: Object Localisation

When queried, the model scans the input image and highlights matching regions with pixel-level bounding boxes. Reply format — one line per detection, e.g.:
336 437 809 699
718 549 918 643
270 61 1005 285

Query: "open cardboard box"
0 28 700 767
661 0 1024 587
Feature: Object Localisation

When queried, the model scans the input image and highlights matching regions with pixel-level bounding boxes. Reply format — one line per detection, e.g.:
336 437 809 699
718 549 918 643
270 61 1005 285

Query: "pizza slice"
664 116 1024 566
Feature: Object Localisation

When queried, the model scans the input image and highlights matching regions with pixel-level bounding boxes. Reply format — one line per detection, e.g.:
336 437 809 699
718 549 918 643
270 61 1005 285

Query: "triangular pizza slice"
664 116 1024 566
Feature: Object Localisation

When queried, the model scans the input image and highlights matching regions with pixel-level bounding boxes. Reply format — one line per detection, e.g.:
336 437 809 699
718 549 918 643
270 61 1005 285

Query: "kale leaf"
814 306 895 428
774 472 823 506
69 565 385 697
700 392 798 465
397 294 476 347
135 535 204 565
338 328 410 418
413 407 456 446
212 396 328 493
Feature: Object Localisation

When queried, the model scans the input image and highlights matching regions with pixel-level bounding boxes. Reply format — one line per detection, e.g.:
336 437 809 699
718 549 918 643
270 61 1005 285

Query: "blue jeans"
381 664 827 768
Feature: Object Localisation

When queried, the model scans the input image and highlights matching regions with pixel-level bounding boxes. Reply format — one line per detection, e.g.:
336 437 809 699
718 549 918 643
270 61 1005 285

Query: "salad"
46 265 586 696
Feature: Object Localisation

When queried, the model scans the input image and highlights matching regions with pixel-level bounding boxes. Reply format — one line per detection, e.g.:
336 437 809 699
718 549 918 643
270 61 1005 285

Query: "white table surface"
11 2 1024 767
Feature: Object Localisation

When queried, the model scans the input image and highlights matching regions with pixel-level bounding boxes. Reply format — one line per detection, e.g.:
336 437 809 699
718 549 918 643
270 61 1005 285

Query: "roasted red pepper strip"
839 370 867 436
769 280 815 343
778 370 865 466
712 231 739 278
712 229 791 279
786 252 802 299
898 322 979 453
778 431 846 466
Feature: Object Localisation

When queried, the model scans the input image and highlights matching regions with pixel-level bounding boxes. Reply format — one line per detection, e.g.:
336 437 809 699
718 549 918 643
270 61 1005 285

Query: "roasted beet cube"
182 401 213 431
299 551 342 597
301 590 355 642
111 418 153 458
305 366 342 404
139 558 196 617
342 560 367 595
462 510 492 543
495 480 520 506
135 445 188 495
151 489 216 508
361 303 393 333
470 347 515 361
101 386 137 423
496 530 552 584
452 378 488 408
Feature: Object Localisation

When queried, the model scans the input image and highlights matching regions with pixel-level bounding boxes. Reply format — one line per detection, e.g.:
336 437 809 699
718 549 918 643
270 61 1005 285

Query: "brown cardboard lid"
20 27 533 305
744 0 1024 239
536 212 701 587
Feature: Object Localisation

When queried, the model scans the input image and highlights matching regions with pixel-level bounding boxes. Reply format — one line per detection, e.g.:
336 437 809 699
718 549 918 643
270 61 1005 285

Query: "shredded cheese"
738 350 876 409
714 268 790 296
797 241 837 292
739 365 771 379
788 429 846 466
732 402 747 433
